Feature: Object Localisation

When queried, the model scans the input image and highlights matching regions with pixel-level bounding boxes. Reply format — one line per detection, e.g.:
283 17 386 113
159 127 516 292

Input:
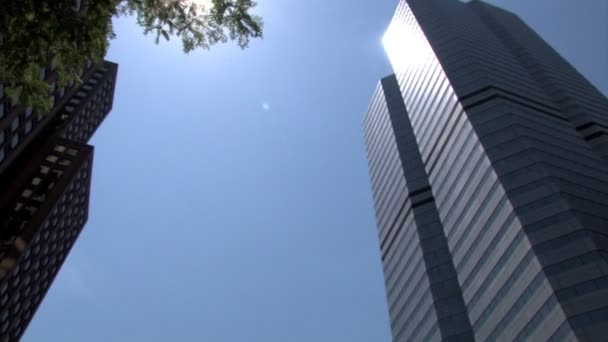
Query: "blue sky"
23 0 607 341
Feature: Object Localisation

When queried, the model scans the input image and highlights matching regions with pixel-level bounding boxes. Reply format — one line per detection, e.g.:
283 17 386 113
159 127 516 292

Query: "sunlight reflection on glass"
382 18 431 72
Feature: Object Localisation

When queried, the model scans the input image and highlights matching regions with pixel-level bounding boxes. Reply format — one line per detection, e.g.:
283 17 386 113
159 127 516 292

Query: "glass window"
58 159 71 167
77 91 86 97
39 67 46 80
59 87 65 97
49 81 56 94
45 155 58 163
22 189 33 198
31 177 42 185
49 95 55 108
66 148 78 157
25 107 32 118
54 145 66 153
24 120 32 134
32 194 46 203
40 165 50 174
65 105 74 113
10 134 19 149
10 116 19 132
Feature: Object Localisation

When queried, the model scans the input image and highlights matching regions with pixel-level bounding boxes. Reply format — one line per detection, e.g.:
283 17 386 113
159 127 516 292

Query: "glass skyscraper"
0 61 117 341
364 0 608 341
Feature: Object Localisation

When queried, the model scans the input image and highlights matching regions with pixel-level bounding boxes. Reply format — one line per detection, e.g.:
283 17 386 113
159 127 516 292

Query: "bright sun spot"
262 102 270 111
382 19 430 71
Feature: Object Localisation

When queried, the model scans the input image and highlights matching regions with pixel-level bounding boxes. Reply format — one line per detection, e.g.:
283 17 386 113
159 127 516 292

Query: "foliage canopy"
0 0 263 110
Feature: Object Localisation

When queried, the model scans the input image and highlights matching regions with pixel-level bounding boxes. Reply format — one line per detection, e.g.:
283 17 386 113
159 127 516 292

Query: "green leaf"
0 0 263 111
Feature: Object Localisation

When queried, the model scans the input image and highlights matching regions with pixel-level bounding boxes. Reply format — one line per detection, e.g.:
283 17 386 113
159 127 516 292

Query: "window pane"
11 117 19 132
58 159 71 167
45 155 58 163
10 134 19 148
24 120 32 134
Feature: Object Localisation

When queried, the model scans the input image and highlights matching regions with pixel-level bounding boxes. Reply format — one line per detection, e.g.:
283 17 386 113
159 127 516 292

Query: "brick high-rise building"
363 0 608 341
0 61 117 341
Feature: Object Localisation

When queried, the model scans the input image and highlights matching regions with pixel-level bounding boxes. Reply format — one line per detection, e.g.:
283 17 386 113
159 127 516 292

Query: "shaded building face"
364 0 608 341
0 61 117 341
0 138 92 340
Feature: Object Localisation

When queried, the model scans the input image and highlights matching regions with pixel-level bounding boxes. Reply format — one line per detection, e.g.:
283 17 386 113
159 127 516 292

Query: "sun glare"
382 19 431 71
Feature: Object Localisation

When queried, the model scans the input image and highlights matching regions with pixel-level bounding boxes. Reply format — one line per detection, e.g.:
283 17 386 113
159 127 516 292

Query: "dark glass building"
363 0 608 341
0 61 117 341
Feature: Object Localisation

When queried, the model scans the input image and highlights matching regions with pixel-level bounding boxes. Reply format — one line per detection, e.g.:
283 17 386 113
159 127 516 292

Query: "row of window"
0 63 106 170
472 249 534 330
485 272 546 341
0 162 90 340
0 68 74 167
1 144 82 247
514 295 559 342
0 108 35 164
545 251 608 277
466 228 524 311
394 290 433 341
460 211 518 294
408 301 438 342
58 68 113 144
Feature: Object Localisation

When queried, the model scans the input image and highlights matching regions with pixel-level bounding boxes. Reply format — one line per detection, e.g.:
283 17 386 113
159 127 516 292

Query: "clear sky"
23 0 608 341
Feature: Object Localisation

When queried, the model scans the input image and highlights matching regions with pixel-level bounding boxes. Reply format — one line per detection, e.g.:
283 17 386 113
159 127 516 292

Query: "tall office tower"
363 0 608 341
0 61 117 341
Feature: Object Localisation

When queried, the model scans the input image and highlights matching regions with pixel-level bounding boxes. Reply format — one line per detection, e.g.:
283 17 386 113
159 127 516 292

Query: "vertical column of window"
0 83 5 120
0 85 5 161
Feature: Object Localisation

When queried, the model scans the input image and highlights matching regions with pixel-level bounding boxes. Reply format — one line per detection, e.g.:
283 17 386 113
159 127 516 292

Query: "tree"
0 0 263 111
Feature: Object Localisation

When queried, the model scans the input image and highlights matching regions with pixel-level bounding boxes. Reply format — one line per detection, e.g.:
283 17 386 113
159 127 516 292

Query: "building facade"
364 0 608 341
0 61 117 341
